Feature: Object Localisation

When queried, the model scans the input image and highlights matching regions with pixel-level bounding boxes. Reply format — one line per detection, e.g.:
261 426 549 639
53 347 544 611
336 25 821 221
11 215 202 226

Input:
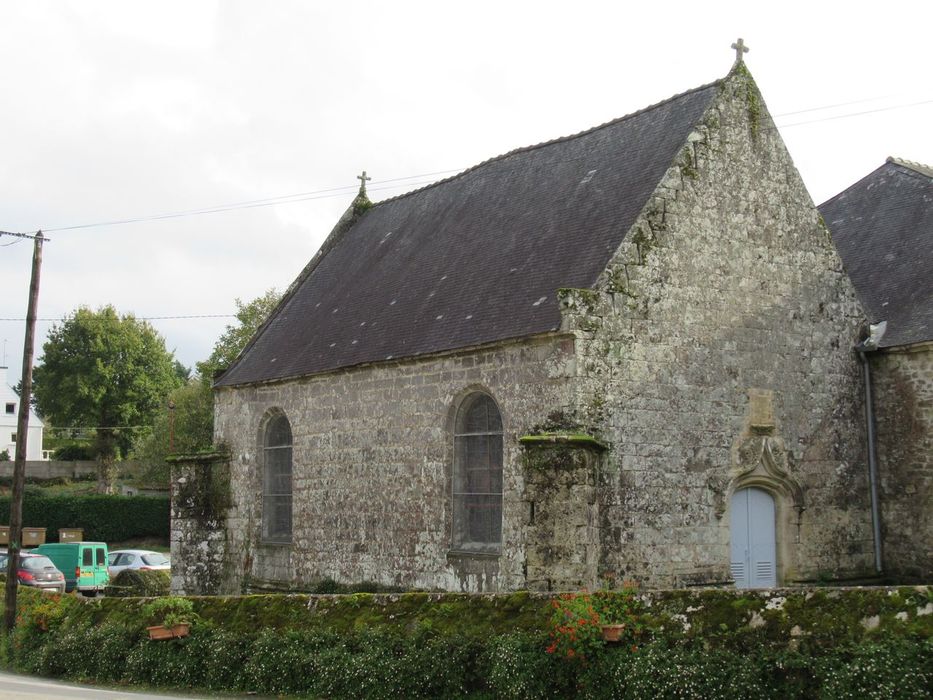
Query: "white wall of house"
0 366 45 461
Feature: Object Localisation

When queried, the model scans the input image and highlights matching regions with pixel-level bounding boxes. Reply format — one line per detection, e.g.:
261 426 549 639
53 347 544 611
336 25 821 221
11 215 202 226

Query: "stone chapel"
172 55 906 595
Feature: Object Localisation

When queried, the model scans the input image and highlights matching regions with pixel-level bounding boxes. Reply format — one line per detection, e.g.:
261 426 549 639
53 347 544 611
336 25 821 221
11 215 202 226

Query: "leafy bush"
815 636 933 700
547 587 646 661
197 627 253 690
105 569 170 598
619 642 770 699
483 632 573 699
0 492 169 542
142 596 195 628
2 586 930 699
125 627 208 689
38 622 137 682
240 628 336 696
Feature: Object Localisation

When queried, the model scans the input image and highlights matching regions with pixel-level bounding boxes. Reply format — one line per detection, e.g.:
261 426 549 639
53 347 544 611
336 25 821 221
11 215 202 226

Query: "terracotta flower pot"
147 623 190 640
601 623 626 643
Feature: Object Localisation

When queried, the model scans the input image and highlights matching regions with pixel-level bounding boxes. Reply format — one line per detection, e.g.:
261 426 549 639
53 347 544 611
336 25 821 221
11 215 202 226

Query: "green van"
34 542 109 595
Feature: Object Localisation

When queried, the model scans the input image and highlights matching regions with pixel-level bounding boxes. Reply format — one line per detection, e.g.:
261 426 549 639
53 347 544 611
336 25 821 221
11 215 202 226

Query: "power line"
44 425 149 432
0 314 236 322
0 230 46 241
41 169 464 233
772 95 904 118
776 98 933 129
5 96 931 237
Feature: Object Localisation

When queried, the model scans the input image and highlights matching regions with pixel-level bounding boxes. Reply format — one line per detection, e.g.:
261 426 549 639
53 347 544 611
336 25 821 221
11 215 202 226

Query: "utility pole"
168 399 176 453
5 231 44 631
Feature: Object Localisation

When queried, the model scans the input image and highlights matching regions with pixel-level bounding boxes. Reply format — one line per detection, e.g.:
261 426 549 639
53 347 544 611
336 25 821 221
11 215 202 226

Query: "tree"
32 306 182 493
134 289 282 482
196 288 282 384
134 379 214 485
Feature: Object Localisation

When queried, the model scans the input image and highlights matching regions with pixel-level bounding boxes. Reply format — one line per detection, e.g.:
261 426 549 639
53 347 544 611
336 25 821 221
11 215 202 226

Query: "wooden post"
5 231 44 631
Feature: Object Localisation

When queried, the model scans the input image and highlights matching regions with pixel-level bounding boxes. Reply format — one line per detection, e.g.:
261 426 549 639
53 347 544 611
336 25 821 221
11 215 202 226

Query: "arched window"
262 413 293 543
452 393 503 552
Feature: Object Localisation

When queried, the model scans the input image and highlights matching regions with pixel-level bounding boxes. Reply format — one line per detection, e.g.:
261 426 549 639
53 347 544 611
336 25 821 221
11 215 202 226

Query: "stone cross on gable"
357 170 371 196
731 38 749 63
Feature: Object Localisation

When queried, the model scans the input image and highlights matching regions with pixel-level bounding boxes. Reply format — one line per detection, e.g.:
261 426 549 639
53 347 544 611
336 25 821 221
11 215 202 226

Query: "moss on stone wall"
731 61 763 139
16 585 932 647
7 585 931 698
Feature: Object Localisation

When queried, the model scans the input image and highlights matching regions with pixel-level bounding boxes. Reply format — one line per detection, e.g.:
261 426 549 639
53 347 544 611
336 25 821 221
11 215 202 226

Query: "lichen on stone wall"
557 287 603 317
169 449 232 595
731 61 763 139
679 147 699 181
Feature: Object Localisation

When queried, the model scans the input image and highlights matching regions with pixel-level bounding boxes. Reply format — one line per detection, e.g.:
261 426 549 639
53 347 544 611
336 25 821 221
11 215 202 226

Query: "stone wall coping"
166 451 230 465
161 584 929 604
519 432 608 451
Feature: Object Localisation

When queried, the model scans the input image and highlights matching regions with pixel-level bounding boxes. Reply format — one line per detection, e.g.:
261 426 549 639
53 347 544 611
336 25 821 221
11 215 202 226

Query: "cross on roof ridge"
357 170 371 196
731 38 749 64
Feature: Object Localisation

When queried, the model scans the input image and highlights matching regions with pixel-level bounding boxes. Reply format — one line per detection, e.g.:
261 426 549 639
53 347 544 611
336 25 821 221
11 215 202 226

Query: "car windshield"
108 553 118 565
22 556 57 571
141 553 169 566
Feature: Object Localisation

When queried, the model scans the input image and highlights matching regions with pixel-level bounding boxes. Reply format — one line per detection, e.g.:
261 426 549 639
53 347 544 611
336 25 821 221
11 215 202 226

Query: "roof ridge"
369 76 725 208
887 156 933 178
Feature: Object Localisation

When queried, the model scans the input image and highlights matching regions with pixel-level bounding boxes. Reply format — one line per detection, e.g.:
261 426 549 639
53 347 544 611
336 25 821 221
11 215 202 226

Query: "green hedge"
2 587 931 698
104 569 171 598
0 493 169 542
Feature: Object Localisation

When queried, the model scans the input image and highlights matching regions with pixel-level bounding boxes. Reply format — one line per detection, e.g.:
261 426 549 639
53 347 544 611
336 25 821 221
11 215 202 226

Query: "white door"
730 487 777 588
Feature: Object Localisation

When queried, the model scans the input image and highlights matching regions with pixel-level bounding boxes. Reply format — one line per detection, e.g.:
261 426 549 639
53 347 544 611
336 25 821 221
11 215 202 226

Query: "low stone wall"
10 584 930 698
0 460 97 480
72 585 932 644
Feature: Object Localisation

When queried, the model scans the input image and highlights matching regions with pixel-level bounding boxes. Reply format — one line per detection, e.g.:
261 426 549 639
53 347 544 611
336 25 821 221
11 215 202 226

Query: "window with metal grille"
452 393 503 552
262 413 293 544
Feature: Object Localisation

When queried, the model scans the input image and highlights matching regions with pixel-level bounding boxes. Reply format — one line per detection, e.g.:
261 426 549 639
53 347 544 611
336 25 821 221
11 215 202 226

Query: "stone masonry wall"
559 66 874 587
169 452 231 595
871 344 933 581
520 439 606 591
214 335 574 593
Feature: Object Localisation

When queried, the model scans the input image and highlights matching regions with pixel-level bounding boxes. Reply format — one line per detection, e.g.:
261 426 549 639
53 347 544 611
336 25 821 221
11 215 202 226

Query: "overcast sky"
1 1 930 379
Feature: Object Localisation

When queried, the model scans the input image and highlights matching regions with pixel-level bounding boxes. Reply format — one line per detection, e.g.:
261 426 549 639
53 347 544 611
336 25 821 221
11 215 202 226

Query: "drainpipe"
855 321 886 575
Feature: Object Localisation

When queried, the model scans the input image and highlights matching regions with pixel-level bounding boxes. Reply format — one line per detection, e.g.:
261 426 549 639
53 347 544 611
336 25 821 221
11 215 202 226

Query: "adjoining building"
820 157 933 583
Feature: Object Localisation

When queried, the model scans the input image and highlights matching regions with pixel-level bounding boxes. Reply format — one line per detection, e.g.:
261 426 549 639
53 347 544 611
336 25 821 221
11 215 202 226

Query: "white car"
107 549 170 577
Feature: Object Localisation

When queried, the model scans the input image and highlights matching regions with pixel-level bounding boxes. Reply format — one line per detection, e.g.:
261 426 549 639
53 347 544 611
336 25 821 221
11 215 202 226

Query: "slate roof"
218 81 720 387
819 158 933 348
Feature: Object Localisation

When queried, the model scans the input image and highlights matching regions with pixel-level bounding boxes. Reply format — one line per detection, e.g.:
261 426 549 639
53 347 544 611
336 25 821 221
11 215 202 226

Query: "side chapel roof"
217 79 721 387
819 157 933 348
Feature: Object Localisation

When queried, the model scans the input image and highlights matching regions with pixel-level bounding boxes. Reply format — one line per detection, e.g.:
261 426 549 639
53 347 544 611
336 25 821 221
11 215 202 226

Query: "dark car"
0 550 66 594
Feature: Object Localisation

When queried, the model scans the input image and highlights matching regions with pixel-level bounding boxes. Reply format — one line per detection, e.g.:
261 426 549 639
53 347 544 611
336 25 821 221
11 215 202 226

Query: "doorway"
730 487 777 588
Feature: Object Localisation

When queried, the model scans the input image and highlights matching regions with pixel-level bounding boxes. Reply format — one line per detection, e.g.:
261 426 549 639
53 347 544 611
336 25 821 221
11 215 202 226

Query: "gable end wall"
561 67 874 587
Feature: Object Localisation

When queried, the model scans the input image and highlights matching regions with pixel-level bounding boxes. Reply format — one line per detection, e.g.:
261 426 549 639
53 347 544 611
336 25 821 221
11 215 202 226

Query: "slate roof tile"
218 81 720 386
819 158 933 347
